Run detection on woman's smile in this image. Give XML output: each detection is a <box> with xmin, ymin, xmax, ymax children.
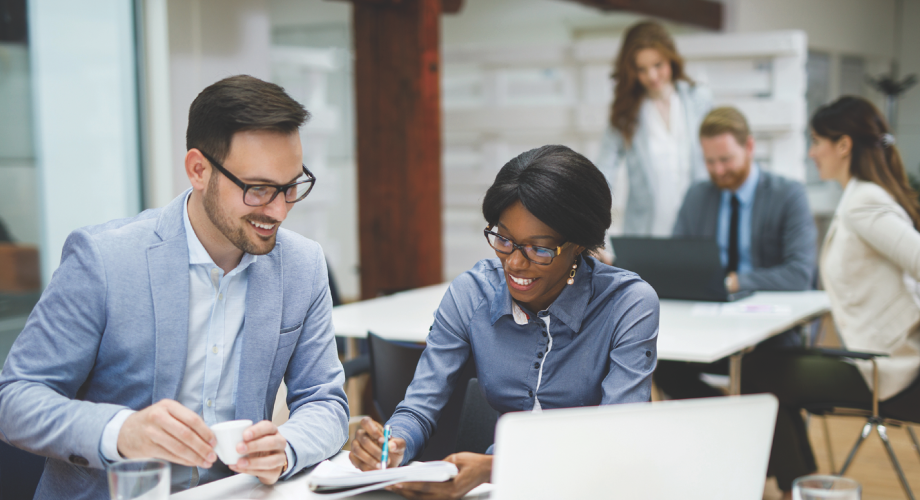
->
<box><xmin>507</xmin><ymin>273</ymin><xmax>538</xmax><ymax>290</ymax></box>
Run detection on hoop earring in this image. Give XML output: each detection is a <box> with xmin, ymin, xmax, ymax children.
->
<box><xmin>567</xmin><ymin>262</ymin><xmax>578</xmax><ymax>285</ymax></box>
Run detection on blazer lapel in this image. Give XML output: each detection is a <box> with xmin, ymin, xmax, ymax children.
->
<box><xmin>677</xmin><ymin>83</ymin><xmax>706</xmax><ymax>182</ymax></box>
<box><xmin>148</xmin><ymin>194</ymin><xmax>192</xmax><ymax>403</ymax></box>
<box><xmin>702</xmin><ymin>185</ymin><xmax>721</xmax><ymax>237</ymax></box>
<box><xmin>821</xmin><ymin>216</ymin><xmax>839</xmax><ymax>264</ymax></box>
<box><xmin>749</xmin><ymin>171</ymin><xmax>769</xmax><ymax>268</ymax></box>
<box><xmin>235</xmin><ymin>246</ymin><xmax>283</xmax><ymax>421</ymax></box>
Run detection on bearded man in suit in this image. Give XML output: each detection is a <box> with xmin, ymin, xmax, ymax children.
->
<box><xmin>654</xmin><ymin>106</ymin><xmax>817</xmax><ymax>399</ymax></box>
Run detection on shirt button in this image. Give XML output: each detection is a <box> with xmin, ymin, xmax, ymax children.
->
<box><xmin>212</xmin><ymin>345</ymin><xmax>218</xmax><ymax>354</ymax></box>
<box><xmin>541</xmin><ymin>331</ymin><xmax>547</xmax><ymax>337</ymax></box>
<box><xmin>537</xmin><ymin>352</ymin><xmax>544</xmax><ymax>358</ymax></box>
<box><xmin>533</xmin><ymin>362</ymin><xmax>540</xmax><ymax>369</ymax></box>
<box><xmin>206</xmin><ymin>399</ymin><xmax>212</xmax><ymax>407</ymax></box>
<box><xmin>528</xmin><ymin>390</ymin><xmax>533</xmax><ymax>397</ymax></box>
<box><xmin>646</xmin><ymin>350</ymin><xmax>651</xmax><ymax>358</ymax></box>
<box><xmin>218</xmin><ymin>293</ymin><xmax>224</xmax><ymax>301</ymax></box>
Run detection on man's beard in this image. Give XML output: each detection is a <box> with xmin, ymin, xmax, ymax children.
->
<box><xmin>203</xmin><ymin>176</ymin><xmax>278</xmax><ymax>256</ymax></box>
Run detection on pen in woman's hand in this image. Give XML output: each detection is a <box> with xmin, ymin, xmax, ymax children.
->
<box><xmin>380</xmin><ymin>425</ymin><xmax>391</xmax><ymax>469</ymax></box>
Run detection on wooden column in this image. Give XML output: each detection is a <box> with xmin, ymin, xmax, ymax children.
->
<box><xmin>561</xmin><ymin>0</ymin><xmax>723</xmax><ymax>30</ymax></box>
<box><xmin>352</xmin><ymin>0</ymin><xmax>444</xmax><ymax>299</ymax></box>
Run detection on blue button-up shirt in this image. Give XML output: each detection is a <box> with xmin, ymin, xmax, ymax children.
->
<box><xmin>717</xmin><ymin>164</ymin><xmax>760</xmax><ymax>274</ymax></box>
<box><xmin>387</xmin><ymin>256</ymin><xmax>659</xmax><ymax>463</ymax></box>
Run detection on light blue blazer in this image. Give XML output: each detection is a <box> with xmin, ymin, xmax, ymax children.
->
<box><xmin>595</xmin><ymin>81</ymin><xmax>712</xmax><ymax>235</ymax></box>
<box><xmin>0</xmin><ymin>191</ymin><xmax>349</xmax><ymax>499</ymax></box>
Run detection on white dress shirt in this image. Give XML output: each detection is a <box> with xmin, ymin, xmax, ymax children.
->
<box><xmin>101</xmin><ymin>193</ymin><xmax>295</xmax><ymax>488</ymax></box>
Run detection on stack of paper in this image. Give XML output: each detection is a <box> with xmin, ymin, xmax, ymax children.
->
<box><xmin>307</xmin><ymin>460</ymin><xmax>458</xmax><ymax>498</ymax></box>
<box><xmin>691</xmin><ymin>303</ymin><xmax>792</xmax><ymax>316</ymax></box>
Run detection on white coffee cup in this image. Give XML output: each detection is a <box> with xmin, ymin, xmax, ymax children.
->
<box><xmin>210</xmin><ymin>419</ymin><xmax>252</xmax><ymax>466</ymax></box>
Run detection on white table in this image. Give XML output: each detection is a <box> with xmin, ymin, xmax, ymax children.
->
<box><xmin>169</xmin><ymin>452</ymin><xmax>492</xmax><ymax>499</ymax></box>
<box><xmin>332</xmin><ymin>284</ymin><xmax>830</xmax><ymax>394</ymax></box>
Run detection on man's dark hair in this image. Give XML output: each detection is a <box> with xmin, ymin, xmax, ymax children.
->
<box><xmin>186</xmin><ymin>75</ymin><xmax>310</xmax><ymax>162</ymax></box>
<box><xmin>482</xmin><ymin>145</ymin><xmax>612</xmax><ymax>253</ymax></box>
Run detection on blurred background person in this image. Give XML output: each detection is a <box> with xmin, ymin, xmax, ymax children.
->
<box><xmin>595</xmin><ymin>20</ymin><xmax>712</xmax><ymax>242</ymax></box>
<box><xmin>654</xmin><ymin>106</ymin><xmax>816</xmax><ymax>400</ymax></box>
<box><xmin>743</xmin><ymin>96</ymin><xmax>920</xmax><ymax>498</ymax></box>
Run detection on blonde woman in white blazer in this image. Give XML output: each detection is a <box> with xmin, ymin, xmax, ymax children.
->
<box><xmin>741</xmin><ymin>96</ymin><xmax>920</xmax><ymax>497</ymax></box>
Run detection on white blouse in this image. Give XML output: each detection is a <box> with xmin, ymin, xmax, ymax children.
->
<box><xmin>640</xmin><ymin>92</ymin><xmax>692</xmax><ymax>237</ymax></box>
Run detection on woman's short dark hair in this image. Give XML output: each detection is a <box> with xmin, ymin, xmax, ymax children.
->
<box><xmin>482</xmin><ymin>145</ymin><xmax>612</xmax><ymax>253</ymax></box>
<box><xmin>186</xmin><ymin>75</ymin><xmax>310</xmax><ymax>163</ymax></box>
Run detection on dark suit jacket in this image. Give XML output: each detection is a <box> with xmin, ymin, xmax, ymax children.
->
<box><xmin>673</xmin><ymin>170</ymin><xmax>817</xmax><ymax>292</ymax></box>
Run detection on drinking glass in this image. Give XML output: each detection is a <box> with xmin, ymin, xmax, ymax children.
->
<box><xmin>107</xmin><ymin>459</ymin><xmax>170</xmax><ymax>500</ymax></box>
<box><xmin>793</xmin><ymin>475</ymin><xmax>861</xmax><ymax>500</ymax></box>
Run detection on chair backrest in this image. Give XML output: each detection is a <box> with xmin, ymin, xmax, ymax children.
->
<box><xmin>367</xmin><ymin>332</ymin><xmax>476</xmax><ymax>461</ymax></box>
<box><xmin>0</xmin><ymin>441</ymin><xmax>44</xmax><ymax>500</ymax></box>
<box><xmin>367</xmin><ymin>332</ymin><xmax>426</xmax><ymax>421</ymax></box>
<box><xmin>455</xmin><ymin>378</ymin><xmax>500</xmax><ymax>454</ymax></box>
<box><xmin>327</xmin><ymin>261</ymin><xmax>342</xmax><ymax>307</ymax></box>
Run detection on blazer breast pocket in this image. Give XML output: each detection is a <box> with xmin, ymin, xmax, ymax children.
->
<box><xmin>278</xmin><ymin>322</ymin><xmax>303</xmax><ymax>348</ymax></box>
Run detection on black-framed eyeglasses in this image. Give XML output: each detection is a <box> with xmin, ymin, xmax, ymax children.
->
<box><xmin>483</xmin><ymin>226</ymin><xmax>566</xmax><ymax>266</ymax></box>
<box><xmin>200</xmin><ymin>150</ymin><xmax>316</xmax><ymax>207</ymax></box>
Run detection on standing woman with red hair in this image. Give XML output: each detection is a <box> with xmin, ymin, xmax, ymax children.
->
<box><xmin>596</xmin><ymin>21</ymin><xmax>711</xmax><ymax>239</ymax></box>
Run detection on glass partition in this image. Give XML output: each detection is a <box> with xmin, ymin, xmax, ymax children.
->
<box><xmin>0</xmin><ymin>0</ymin><xmax>41</xmax><ymax>362</ymax></box>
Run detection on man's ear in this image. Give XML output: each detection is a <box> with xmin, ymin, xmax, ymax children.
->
<box><xmin>744</xmin><ymin>135</ymin><xmax>755</xmax><ymax>156</ymax></box>
<box><xmin>186</xmin><ymin>149</ymin><xmax>211</xmax><ymax>191</ymax></box>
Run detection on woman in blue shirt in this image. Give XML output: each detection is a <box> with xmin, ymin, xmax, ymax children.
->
<box><xmin>350</xmin><ymin>145</ymin><xmax>659</xmax><ymax>499</ymax></box>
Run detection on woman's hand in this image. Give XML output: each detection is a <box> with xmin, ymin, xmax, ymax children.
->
<box><xmin>348</xmin><ymin>416</ymin><xmax>406</xmax><ymax>471</ymax></box>
<box><xmin>389</xmin><ymin>452</ymin><xmax>492</xmax><ymax>500</ymax></box>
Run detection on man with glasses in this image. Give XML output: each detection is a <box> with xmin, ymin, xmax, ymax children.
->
<box><xmin>0</xmin><ymin>75</ymin><xmax>348</xmax><ymax>499</ymax></box>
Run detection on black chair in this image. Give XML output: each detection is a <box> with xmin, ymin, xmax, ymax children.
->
<box><xmin>802</xmin><ymin>348</ymin><xmax>920</xmax><ymax>500</ymax></box>
<box><xmin>0</xmin><ymin>441</ymin><xmax>44</xmax><ymax>500</ymax></box>
<box><xmin>455</xmin><ymin>378</ymin><xmax>500</xmax><ymax>454</ymax></box>
<box><xmin>342</xmin><ymin>353</ymin><xmax>370</xmax><ymax>379</ymax></box>
<box><xmin>367</xmin><ymin>332</ymin><xmax>476</xmax><ymax>461</ymax></box>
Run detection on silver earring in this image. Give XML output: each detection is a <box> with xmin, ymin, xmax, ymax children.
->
<box><xmin>567</xmin><ymin>262</ymin><xmax>577</xmax><ymax>285</ymax></box>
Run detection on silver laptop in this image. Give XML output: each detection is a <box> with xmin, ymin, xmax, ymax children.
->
<box><xmin>491</xmin><ymin>394</ymin><xmax>778</xmax><ymax>500</ymax></box>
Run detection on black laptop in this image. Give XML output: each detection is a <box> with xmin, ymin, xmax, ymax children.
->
<box><xmin>609</xmin><ymin>237</ymin><xmax>753</xmax><ymax>302</ymax></box>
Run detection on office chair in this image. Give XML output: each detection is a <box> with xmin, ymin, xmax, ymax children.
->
<box><xmin>0</xmin><ymin>440</ymin><xmax>44</xmax><ymax>500</ymax></box>
<box><xmin>801</xmin><ymin>348</ymin><xmax>920</xmax><ymax>500</ymax></box>
<box><xmin>366</xmin><ymin>332</ymin><xmax>476</xmax><ymax>461</ymax></box>
<box><xmin>455</xmin><ymin>378</ymin><xmax>500</xmax><ymax>454</ymax></box>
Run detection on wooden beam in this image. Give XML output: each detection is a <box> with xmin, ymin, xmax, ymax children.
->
<box><xmin>351</xmin><ymin>0</ymin><xmax>444</xmax><ymax>299</ymax></box>
<box><xmin>338</xmin><ymin>0</ymin><xmax>462</xmax><ymax>14</ymax></box>
<box><xmin>441</xmin><ymin>0</ymin><xmax>463</xmax><ymax>14</ymax></box>
<box><xmin>561</xmin><ymin>0</ymin><xmax>722</xmax><ymax>31</ymax></box>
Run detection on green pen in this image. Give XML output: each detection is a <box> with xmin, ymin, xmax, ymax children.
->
<box><xmin>381</xmin><ymin>425</ymin><xmax>391</xmax><ymax>470</ymax></box>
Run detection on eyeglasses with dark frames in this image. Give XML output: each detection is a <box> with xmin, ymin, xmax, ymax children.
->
<box><xmin>483</xmin><ymin>226</ymin><xmax>567</xmax><ymax>266</ymax></box>
<box><xmin>200</xmin><ymin>150</ymin><xmax>316</xmax><ymax>207</ymax></box>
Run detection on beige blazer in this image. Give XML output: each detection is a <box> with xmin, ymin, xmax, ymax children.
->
<box><xmin>821</xmin><ymin>179</ymin><xmax>920</xmax><ymax>400</ymax></box>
